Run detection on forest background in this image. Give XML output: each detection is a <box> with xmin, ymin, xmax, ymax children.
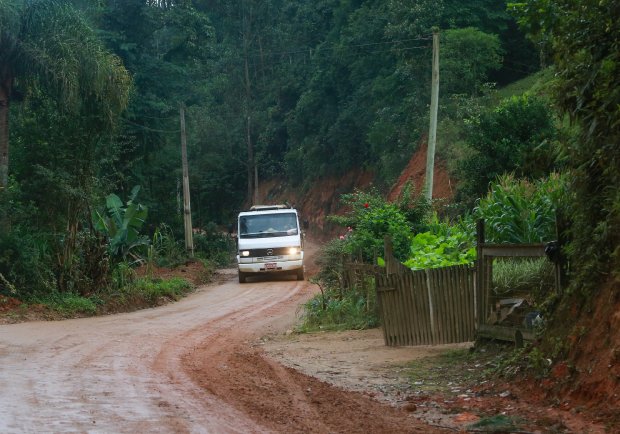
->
<box><xmin>0</xmin><ymin>1</ymin><xmax>619</xmax><ymax>411</ymax></box>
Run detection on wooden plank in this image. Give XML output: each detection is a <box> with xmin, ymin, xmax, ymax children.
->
<box><xmin>376</xmin><ymin>275</ymin><xmax>389</xmax><ymax>345</ymax></box>
<box><xmin>465</xmin><ymin>267</ymin><xmax>474</xmax><ymax>340</ymax></box>
<box><xmin>403</xmin><ymin>271</ymin><xmax>418</xmax><ymax>345</ymax></box>
<box><xmin>408</xmin><ymin>272</ymin><xmax>428</xmax><ymax>345</ymax></box>
<box><xmin>437</xmin><ymin>268</ymin><xmax>449</xmax><ymax>344</ymax></box>
<box><xmin>477</xmin><ymin>324</ymin><xmax>535</xmax><ymax>343</ymax></box>
<box><xmin>416</xmin><ymin>270</ymin><xmax>432</xmax><ymax>345</ymax></box>
<box><xmin>450</xmin><ymin>267</ymin><xmax>460</xmax><ymax>343</ymax></box>
<box><xmin>481</xmin><ymin>243</ymin><xmax>546</xmax><ymax>257</ymax></box>
<box><xmin>393</xmin><ymin>276</ymin><xmax>405</xmax><ymax>345</ymax></box>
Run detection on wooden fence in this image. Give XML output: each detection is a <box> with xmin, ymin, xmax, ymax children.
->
<box><xmin>342</xmin><ymin>219</ymin><xmax>561</xmax><ymax>347</ymax></box>
<box><xmin>375</xmin><ymin>238</ymin><xmax>476</xmax><ymax>346</ymax></box>
<box><xmin>475</xmin><ymin>219</ymin><xmax>555</xmax><ymax>344</ymax></box>
<box><xmin>376</xmin><ymin>264</ymin><xmax>476</xmax><ymax>346</ymax></box>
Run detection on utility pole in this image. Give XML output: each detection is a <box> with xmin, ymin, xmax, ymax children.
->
<box><xmin>246</xmin><ymin>115</ymin><xmax>254</xmax><ymax>205</ymax></box>
<box><xmin>180</xmin><ymin>104</ymin><xmax>194</xmax><ymax>257</ymax></box>
<box><xmin>425</xmin><ymin>28</ymin><xmax>440</xmax><ymax>201</ymax></box>
<box><xmin>254</xmin><ymin>163</ymin><xmax>259</xmax><ymax>205</ymax></box>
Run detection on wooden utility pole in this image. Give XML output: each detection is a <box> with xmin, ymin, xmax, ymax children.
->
<box><xmin>254</xmin><ymin>163</ymin><xmax>259</xmax><ymax>205</ymax></box>
<box><xmin>246</xmin><ymin>115</ymin><xmax>254</xmax><ymax>204</ymax></box>
<box><xmin>180</xmin><ymin>104</ymin><xmax>194</xmax><ymax>257</ymax></box>
<box><xmin>425</xmin><ymin>29</ymin><xmax>440</xmax><ymax>201</ymax></box>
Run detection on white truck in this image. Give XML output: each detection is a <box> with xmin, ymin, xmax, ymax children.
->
<box><xmin>236</xmin><ymin>205</ymin><xmax>305</xmax><ymax>283</ymax></box>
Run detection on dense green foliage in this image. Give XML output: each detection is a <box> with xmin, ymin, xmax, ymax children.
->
<box><xmin>403</xmin><ymin>222</ymin><xmax>476</xmax><ymax>270</ymax></box>
<box><xmin>511</xmin><ymin>0</ymin><xmax>620</xmax><ymax>290</ymax></box>
<box><xmin>473</xmin><ymin>174</ymin><xmax>565</xmax><ymax>243</ymax></box>
<box><xmin>1</xmin><ymin>0</ymin><xmax>545</xmax><ymax>315</ymax></box>
<box><xmin>456</xmin><ymin>94</ymin><xmax>557</xmax><ymax>201</ymax></box>
<box><xmin>328</xmin><ymin>188</ymin><xmax>429</xmax><ymax>261</ymax></box>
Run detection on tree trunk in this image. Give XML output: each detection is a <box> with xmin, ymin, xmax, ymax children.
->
<box><xmin>0</xmin><ymin>75</ymin><xmax>12</xmax><ymax>190</ymax></box>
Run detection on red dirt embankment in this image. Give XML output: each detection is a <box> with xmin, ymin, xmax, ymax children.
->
<box><xmin>256</xmin><ymin>141</ymin><xmax>454</xmax><ymax>239</ymax></box>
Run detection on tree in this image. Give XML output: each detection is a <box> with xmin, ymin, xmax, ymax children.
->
<box><xmin>456</xmin><ymin>94</ymin><xmax>557</xmax><ymax>202</ymax></box>
<box><xmin>510</xmin><ymin>0</ymin><xmax>620</xmax><ymax>287</ymax></box>
<box><xmin>0</xmin><ymin>0</ymin><xmax>130</xmax><ymax>189</ymax></box>
<box><xmin>441</xmin><ymin>27</ymin><xmax>503</xmax><ymax>96</ymax></box>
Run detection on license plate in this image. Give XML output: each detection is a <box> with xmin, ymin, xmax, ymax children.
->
<box><xmin>265</xmin><ymin>262</ymin><xmax>277</xmax><ymax>270</ymax></box>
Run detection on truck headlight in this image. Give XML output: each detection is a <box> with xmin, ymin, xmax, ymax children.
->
<box><xmin>288</xmin><ymin>247</ymin><xmax>300</xmax><ymax>255</ymax></box>
<box><xmin>241</xmin><ymin>250</ymin><xmax>250</xmax><ymax>257</ymax></box>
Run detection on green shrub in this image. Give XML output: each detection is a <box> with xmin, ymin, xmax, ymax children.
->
<box><xmin>456</xmin><ymin>94</ymin><xmax>558</xmax><ymax>203</ymax></box>
<box><xmin>29</xmin><ymin>291</ymin><xmax>100</xmax><ymax>316</ymax></box>
<box><xmin>193</xmin><ymin>222</ymin><xmax>234</xmax><ymax>267</ymax></box>
<box><xmin>299</xmin><ymin>283</ymin><xmax>378</xmax><ymax>332</ymax></box>
<box><xmin>129</xmin><ymin>277</ymin><xmax>193</xmax><ymax>302</ymax></box>
<box><xmin>473</xmin><ymin>173</ymin><xmax>565</xmax><ymax>243</ymax></box>
<box><xmin>403</xmin><ymin>223</ymin><xmax>476</xmax><ymax>270</ymax></box>
<box><xmin>329</xmin><ymin>187</ymin><xmax>429</xmax><ymax>262</ymax></box>
<box><xmin>150</xmin><ymin>224</ymin><xmax>188</xmax><ymax>268</ymax></box>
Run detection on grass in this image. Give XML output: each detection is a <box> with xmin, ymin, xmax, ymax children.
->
<box><xmin>8</xmin><ymin>276</ymin><xmax>195</xmax><ymax>320</ymax></box>
<box><xmin>468</xmin><ymin>414</ymin><xmax>525</xmax><ymax>432</ymax></box>
<box><xmin>297</xmin><ymin>284</ymin><xmax>378</xmax><ymax>332</ymax></box>
<box><xmin>492</xmin><ymin>257</ymin><xmax>555</xmax><ymax>298</ymax></box>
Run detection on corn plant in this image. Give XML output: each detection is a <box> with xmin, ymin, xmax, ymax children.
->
<box><xmin>473</xmin><ymin>173</ymin><xmax>565</xmax><ymax>244</ymax></box>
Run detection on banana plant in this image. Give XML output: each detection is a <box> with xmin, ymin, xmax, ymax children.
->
<box><xmin>94</xmin><ymin>186</ymin><xmax>149</xmax><ymax>259</ymax></box>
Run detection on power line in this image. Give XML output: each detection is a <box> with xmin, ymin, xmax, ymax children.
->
<box><xmin>248</xmin><ymin>34</ymin><xmax>433</xmax><ymax>59</ymax></box>
<box><xmin>122</xmin><ymin>118</ymin><xmax>180</xmax><ymax>134</ymax></box>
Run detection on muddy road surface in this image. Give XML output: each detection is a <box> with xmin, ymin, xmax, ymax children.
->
<box><xmin>0</xmin><ymin>271</ymin><xmax>442</xmax><ymax>433</ymax></box>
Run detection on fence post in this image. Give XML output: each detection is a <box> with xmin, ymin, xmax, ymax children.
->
<box><xmin>425</xmin><ymin>269</ymin><xmax>436</xmax><ymax>343</ymax></box>
<box><xmin>476</xmin><ymin>219</ymin><xmax>485</xmax><ymax>329</ymax></box>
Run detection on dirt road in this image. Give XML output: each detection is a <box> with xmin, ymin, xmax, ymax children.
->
<box><xmin>0</xmin><ymin>270</ymin><xmax>444</xmax><ymax>433</ymax></box>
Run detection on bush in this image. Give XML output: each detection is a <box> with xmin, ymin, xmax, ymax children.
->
<box><xmin>492</xmin><ymin>257</ymin><xmax>555</xmax><ymax>299</ymax></box>
<box><xmin>473</xmin><ymin>173</ymin><xmax>565</xmax><ymax>243</ymax></box>
<box><xmin>193</xmin><ymin>222</ymin><xmax>234</xmax><ymax>266</ymax></box>
<box><xmin>329</xmin><ymin>187</ymin><xmax>429</xmax><ymax>262</ymax></box>
<box><xmin>402</xmin><ymin>220</ymin><xmax>476</xmax><ymax>270</ymax></box>
<box><xmin>456</xmin><ymin>94</ymin><xmax>557</xmax><ymax>203</ymax></box>
<box><xmin>129</xmin><ymin>277</ymin><xmax>193</xmax><ymax>302</ymax></box>
<box><xmin>299</xmin><ymin>283</ymin><xmax>378</xmax><ymax>332</ymax></box>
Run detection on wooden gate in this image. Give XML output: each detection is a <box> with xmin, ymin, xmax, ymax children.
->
<box><xmin>376</xmin><ymin>239</ymin><xmax>476</xmax><ymax>346</ymax></box>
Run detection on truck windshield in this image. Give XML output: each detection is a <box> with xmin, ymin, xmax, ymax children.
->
<box><xmin>239</xmin><ymin>213</ymin><xmax>298</xmax><ymax>238</ymax></box>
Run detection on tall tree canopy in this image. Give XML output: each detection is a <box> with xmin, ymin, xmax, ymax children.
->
<box><xmin>0</xmin><ymin>0</ymin><xmax>131</xmax><ymax>189</ymax></box>
<box><xmin>511</xmin><ymin>0</ymin><xmax>620</xmax><ymax>286</ymax></box>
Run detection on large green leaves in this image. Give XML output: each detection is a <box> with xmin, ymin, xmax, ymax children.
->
<box><xmin>94</xmin><ymin>186</ymin><xmax>148</xmax><ymax>259</ymax></box>
<box><xmin>473</xmin><ymin>173</ymin><xmax>565</xmax><ymax>244</ymax></box>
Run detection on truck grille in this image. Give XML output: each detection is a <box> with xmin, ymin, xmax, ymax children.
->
<box><xmin>243</xmin><ymin>247</ymin><xmax>292</xmax><ymax>257</ymax></box>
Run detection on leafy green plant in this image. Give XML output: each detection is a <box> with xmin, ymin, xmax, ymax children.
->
<box><xmin>329</xmin><ymin>188</ymin><xmax>426</xmax><ymax>261</ymax></box>
<box><xmin>129</xmin><ymin>277</ymin><xmax>193</xmax><ymax>302</ymax></box>
<box><xmin>298</xmin><ymin>283</ymin><xmax>378</xmax><ymax>332</ymax></box>
<box><xmin>456</xmin><ymin>94</ymin><xmax>558</xmax><ymax>202</ymax></box>
<box><xmin>29</xmin><ymin>291</ymin><xmax>100</xmax><ymax>316</ymax></box>
<box><xmin>94</xmin><ymin>185</ymin><xmax>149</xmax><ymax>259</ymax></box>
<box><xmin>473</xmin><ymin>173</ymin><xmax>565</xmax><ymax>243</ymax></box>
<box><xmin>402</xmin><ymin>222</ymin><xmax>476</xmax><ymax>270</ymax></box>
<box><xmin>149</xmin><ymin>223</ymin><xmax>187</xmax><ymax>268</ymax></box>
<box><xmin>193</xmin><ymin>222</ymin><xmax>234</xmax><ymax>266</ymax></box>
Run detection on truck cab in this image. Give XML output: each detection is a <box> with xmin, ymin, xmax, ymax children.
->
<box><xmin>236</xmin><ymin>205</ymin><xmax>305</xmax><ymax>283</ymax></box>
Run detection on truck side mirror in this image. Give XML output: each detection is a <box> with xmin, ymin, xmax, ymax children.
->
<box><xmin>227</xmin><ymin>224</ymin><xmax>234</xmax><ymax>235</ymax></box>
<box><xmin>303</xmin><ymin>219</ymin><xmax>309</xmax><ymax>230</ymax></box>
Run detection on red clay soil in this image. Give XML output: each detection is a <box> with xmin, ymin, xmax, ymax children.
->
<box><xmin>185</xmin><ymin>342</ymin><xmax>444</xmax><ymax>433</ymax></box>
<box><xmin>257</xmin><ymin>169</ymin><xmax>375</xmax><ymax>240</ymax></box>
<box><xmin>545</xmin><ymin>279</ymin><xmax>620</xmax><ymax>426</ymax></box>
<box><xmin>387</xmin><ymin>140</ymin><xmax>455</xmax><ymax>203</ymax></box>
